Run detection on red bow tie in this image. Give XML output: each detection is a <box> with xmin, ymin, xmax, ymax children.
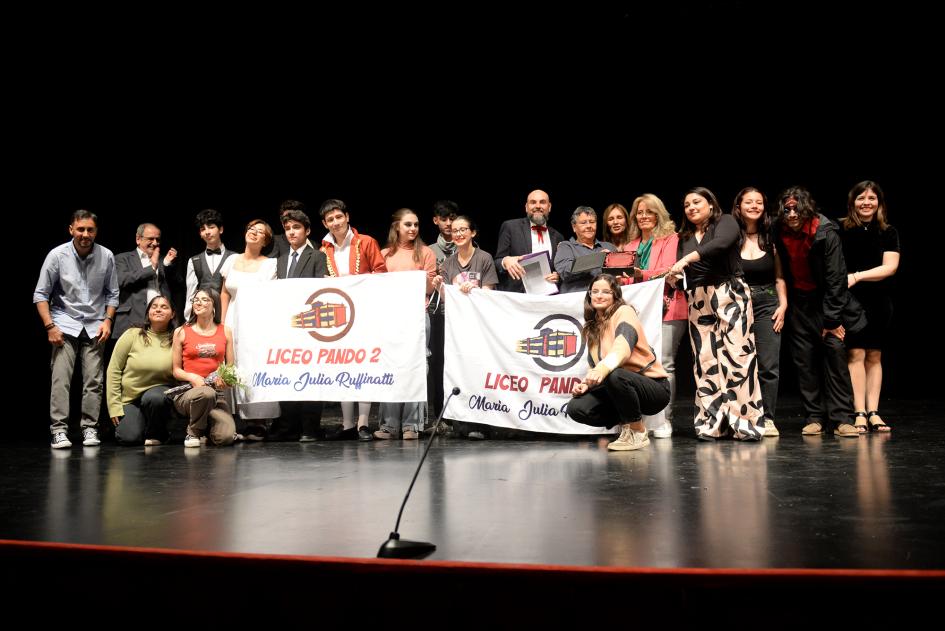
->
<box><xmin>531</xmin><ymin>225</ymin><xmax>546</xmax><ymax>244</ymax></box>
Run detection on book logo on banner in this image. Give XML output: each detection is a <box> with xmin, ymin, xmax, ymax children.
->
<box><xmin>291</xmin><ymin>288</ymin><xmax>355</xmax><ymax>342</ymax></box>
<box><xmin>515</xmin><ymin>314</ymin><xmax>585</xmax><ymax>372</ymax></box>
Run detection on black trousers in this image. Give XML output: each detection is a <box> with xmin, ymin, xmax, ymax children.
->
<box><xmin>787</xmin><ymin>291</ymin><xmax>854</xmax><ymax>428</ymax></box>
<box><xmin>428</xmin><ymin>309</ymin><xmax>446</xmax><ymax>418</ymax></box>
<box><xmin>567</xmin><ymin>369</ymin><xmax>670</xmax><ymax>429</ymax></box>
<box><xmin>750</xmin><ymin>287</ymin><xmax>782</xmax><ymax>422</ymax></box>
<box><xmin>271</xmin><ymin>401</ymin><xmax>324</xmax><ymax>440</ymax></box>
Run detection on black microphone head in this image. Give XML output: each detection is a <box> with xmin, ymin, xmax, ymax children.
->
<box><xmin>451</xmin><ymin>387</ymin><xmax>460</xmax><ymax>395</ymax></box>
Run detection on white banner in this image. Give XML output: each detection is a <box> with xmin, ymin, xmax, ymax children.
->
<box><xmin>233</xmin><ymin>272</ymin><xmax>427</xmax><ymax>402</ymax></box>
<box><xmin>443</xmin><ymin>280</ymin><xmax>666</xmax><ymax>434</ymax></box>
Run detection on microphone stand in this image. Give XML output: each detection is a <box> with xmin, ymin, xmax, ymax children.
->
<box><xmin>377</xmin><ymin>387</ymin><xmax>460</xmax><ymax>559</ymax></box>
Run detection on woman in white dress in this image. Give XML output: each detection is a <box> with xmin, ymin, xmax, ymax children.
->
<box><xmin>220</xmin><ymin>219</ymin><xmax>279</xmax><ymax>439</ymax></box>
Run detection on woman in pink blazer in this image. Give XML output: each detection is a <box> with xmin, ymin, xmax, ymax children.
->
<box><xmin>605</xmin><ymin>194</ymin><xmax>687</xmax><ymax>437</ymax></box>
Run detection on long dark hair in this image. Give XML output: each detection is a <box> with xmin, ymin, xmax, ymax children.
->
<box><xmin>679</xmin><ymin>187</ymin><xmax>723</xmax><ymax>241</ymax></box>
<box><xmin>136</xmin><ymin>294</ymin><xmax>175</xmax><ymax>347</ymax></box>
<box><xmin>581</xmin><ymin>274</ymin><xmax>626</xmax><ymax>352</ymax></box>
<box><xmin>731</xmin><ymin>186</ymin><xmax>773</xmax><ymax>252</ymax></box>
<box><xmin>843</xmin><ymin>180</ymin><xmax>888</xmax><ymax>230</ymax></box>
<box><xmin>187</xmin><ymin>288</ymin><xmax>221</xmax><ymax>325</ymax></box>
<box><xmin>778</xmin><ymin>186</ymin><xmax>817</xmax><ymax>224</ymax></box>
<box><xmin>601</xmin><ymin>203</ymin><xmax>631</xmax><ymax>248</ymax></box>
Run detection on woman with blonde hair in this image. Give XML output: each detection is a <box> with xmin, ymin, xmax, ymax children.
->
<box><xmin>612</xmin><ymin>194</ymin><xmax>687</xmax><ymax>438</ymax></box>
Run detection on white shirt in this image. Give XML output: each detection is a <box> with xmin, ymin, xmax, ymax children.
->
<box><xmin>136</xmin><ymin>247</ymin><xmax>160</xmax><ymax>305</ymax></box>
<box><xmin>184</xmin><ymin>244</ymin><xmax>227</xmax><ymax>320</ymax></box>
<box><xmin>287</xmin><ymin>244</ymin><xmax>310</xmax><ymax>275</ymax></box>
<box><xmin>323</xmin><ymin>229</ymin><xmax>353</xmax><ymax>276</ymax></box>
<box><xmin>529</xmin><ymin>223</ymin><xmax>553</xmax><ymax>256</ymax></box>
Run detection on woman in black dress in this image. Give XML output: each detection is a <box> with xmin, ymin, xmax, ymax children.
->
<box><xmin>840</xmin><ymin>181</ymin><xmax>900</xmax><ymax>432</ymax></box>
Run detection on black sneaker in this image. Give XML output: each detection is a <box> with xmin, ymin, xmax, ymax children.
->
<box><xmin>326</xmin><ymin>427</ymin><xmax>358</xmax><ymax>441</ymax></box>
<box><xmin>358</xmin><ymin>426</ymin><xmax>373</xmax><ymax>441</ymax></box>
<box><xmin>51</xmin><ymin>432</ymin><xmax>72</xmax><ymax>449</ymax></box>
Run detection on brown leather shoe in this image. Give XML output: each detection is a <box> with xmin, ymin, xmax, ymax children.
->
<box><xmin>833</xmin><ymin>423</ymin><xmax>861</xmax><ymax>438</ymax></box>
<box><xmin>801</xmin><ymin>422</ymin><xmax>823</xmax><ymax>435</ymax></box>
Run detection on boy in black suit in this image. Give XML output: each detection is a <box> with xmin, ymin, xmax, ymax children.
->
<box><xmin>272</xmin><ymin>209</ymin><xmax>328</xmax><ymax>441</ymax></box>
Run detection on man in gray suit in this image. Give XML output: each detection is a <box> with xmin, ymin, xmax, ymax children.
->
<box><xmin>273</xmin><ymin>209</ymin><xmax>328</xmax><ymax>441</ymax></box>
<box><xmin>494</xmin><ymin>189</ymin><xmax>564</xmax><ymax>292</ymax></box>
<box><xmin>113</xmin><ymin>223</ymin><xmax>177</xmax><ymax>339</ymax></box>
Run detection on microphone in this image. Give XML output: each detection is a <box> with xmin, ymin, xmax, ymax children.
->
<box><xmin>377</xmin><ymin>386</ymin><xmax>460</xmax><ymax>559</ymax></box>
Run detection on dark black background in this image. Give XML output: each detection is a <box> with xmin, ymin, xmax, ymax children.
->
<box><xmin>16</xmin><ymin>3</ymin><xmax>936</xmax><ymax>438</ymax></box>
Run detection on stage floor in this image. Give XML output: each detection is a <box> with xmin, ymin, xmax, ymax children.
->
<box><xmin>2</xmin><ymin>399</ymin><xmax>943</xmax><ymax>570</ymax></box>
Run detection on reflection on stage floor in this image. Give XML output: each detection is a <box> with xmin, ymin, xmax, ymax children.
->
<box><xmin>2</xmin><ymin>400</ymin><xmax>943</xmax><ymax>570</ymax></box>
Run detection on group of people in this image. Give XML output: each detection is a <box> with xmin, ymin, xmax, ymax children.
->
<box><xmin>34</xmin><ymin>182</ymin><xmax>899</xmax><ymax>452</ymax></box>
<box><xmin>568</xmin><ymin>183</ymin><xmax>899</xmax><ymax>450</ymax></box>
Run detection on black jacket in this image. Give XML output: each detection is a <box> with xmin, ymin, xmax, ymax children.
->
<box><xmin>777</xmin><ymin>214</ymin><xmax>866</xmax><ymax>332</ymax></box>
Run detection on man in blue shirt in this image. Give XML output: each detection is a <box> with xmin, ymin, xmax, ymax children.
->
<box><xmin>34</xmin><ymin>210</ymin><xmax>119</xmax><ymax>448</ymax></box>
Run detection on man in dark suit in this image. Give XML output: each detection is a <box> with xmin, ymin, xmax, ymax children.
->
<box><xmin>266</xmin><ymin>199</ymin><xmax>314</xmax><ymax>259</ymax></box>
<box><xmin>272</xmin><ymin>209</ymin><xmax>328</xmax><ymax>441</ymax></box>
<box><xmin>113</xmin><ymin>223</ymin><xmax>177</xmax><ymax>339</ymax></box>
<box><xmin>494</xmin><ymin>189</ymin><xmax>564</xmax><ymax>292</ymax></box>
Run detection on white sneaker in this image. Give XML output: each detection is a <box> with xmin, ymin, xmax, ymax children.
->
<box><xmin>765</xmin><ymin>420</ymin><xmax>780</xmax><ymax>437</ymax></box>
<box><xmin>651</xmin><ymin>420</ymin><xmax>673</xmax><ymax>438</ymax></box>
<box><xmin>184</xmin><ymin>434</ymin><xmax>201</xmax><ymax>448</ymax></box>
<box><xmin>143</xmin><ymin>438</ymin><xmax>162</xmax><ymax>446</ymax></box>
<box><xmin>51</xmin><ymin>432</ymin><xmax>72</xmax><ymax>449</ymax></box>
<box><xmin>608</xmin><ymin>425</ymin><xmax>650</xmax><ymax>451</ymax></box>
<box><xmin>82</xmin><ymin>428</ymin><xmax>101</xmax><ymax>446</ymax></box>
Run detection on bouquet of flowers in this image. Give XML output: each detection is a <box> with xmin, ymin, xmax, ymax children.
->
<box><xmin>205</xmin><ymin>362</ymin><xmax>247</xmax><ymax>391</ymax></box>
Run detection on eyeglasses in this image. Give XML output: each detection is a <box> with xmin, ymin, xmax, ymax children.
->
<box><xmin>590</xmin><ymin>289</ymin><xmax>614</xmax><ymax>296</ymax></box>
<box><xmin>246</xmin><ymin>228</ymin><xmax>267</xmax><ymax>235</ymax></box>
<box><xmin>453</xmin><ymin>227</ymin><xmax>471</xmax><ymax>235</ymax></box>
<box><xmin>191</xmin><ymin>297</ymin><xmax>212</xmax><ymax>304</ymax></box>
<box><xmin>782</xmin><ymin>206</ymin><xmax>800</xmax><ymax>216</ymax></box>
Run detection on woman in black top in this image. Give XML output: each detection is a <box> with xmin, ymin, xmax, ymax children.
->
<box><xmin>668</xmin><ymin>187</ymin><xmax>764</xmax><ymax>440</ymax></box>
<box><xmin>732</xmin><ymin>187</ymin><xmax>787</xmax><ymax>437</ymax></box>
<box><xmin>840</xmin><ymin>181</ymin><xmax>900</xmax><ymax>432</ymax></box>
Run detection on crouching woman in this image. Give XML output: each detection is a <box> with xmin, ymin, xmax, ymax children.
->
<box><xmin>567</xmin><ymin>274</ymin><xmax>670</xmax><ymax>451</ymax></box>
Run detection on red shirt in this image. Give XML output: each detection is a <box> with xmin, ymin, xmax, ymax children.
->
<box><xmin>780</xmin><ymin>217</ymin><xmax>820</xmax><ymax>292</ymax></box>
<box><xmin>181</xmin><ymin>324</ymin><xmax>227</xmax><ymax>378</ymax></box>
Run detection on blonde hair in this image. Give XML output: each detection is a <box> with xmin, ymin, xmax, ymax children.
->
<box><xmin>627</xmin><ymin>193</ymin><xmax>676</xmax><ymax>241</ymax></box>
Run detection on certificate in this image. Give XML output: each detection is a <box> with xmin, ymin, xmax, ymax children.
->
<box><xmin>520</xmin><ymin>250</ymin><xmax>558</xmax><ymax>295</ymax></box>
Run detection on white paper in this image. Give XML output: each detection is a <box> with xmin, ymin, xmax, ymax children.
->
<box><xmin>519</xmin><ymin>250</ymin><xmax>558</xmax><ymax>295</ymax></box>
